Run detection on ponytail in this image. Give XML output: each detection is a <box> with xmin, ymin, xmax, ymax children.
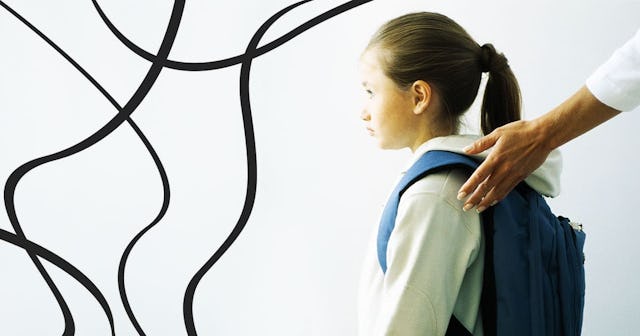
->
<box><xmin>479</xmin><ymin>43</ymin><xmax>521</xmax><ymax>135</ymax></box>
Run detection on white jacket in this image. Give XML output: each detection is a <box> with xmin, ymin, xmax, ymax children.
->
<box><xmin>357</xmin><ymin>135</ymin><xmax>562</xmax><ymax>336</ymax></box>
<box><xmin>586</xmin><ymin>28</ymin><xmax>640</xmax><ymax>112</ymax></box>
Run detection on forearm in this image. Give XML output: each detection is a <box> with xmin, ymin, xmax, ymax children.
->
<box><xmin>537</xmin><ymin>85</ymin><xmax>621</xmax><ymax>150</ymax></box>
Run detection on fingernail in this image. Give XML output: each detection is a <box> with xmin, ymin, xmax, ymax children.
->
<box><xmin>476</xmin><ymin>206</ymin><xmax>486</xmax><ymax>213</ymax></box>
<box><xmin>463</xmin><ymin>145</ymin><xmax>473</xmax><ymax>152</ymax></box>
<box><xmin>463</xmin><ymin>203</ymin><xmax>474</xmax><ymax>212</ymax></box>
<box><xmin>490</xmin><ymin>200</ymin><xmax>498</xmax><ymax>207</ymax></box>
<box><xmin>457</xmin><ymin>192</ymin><xmax>467</xmax><ymax>200</ymax></box>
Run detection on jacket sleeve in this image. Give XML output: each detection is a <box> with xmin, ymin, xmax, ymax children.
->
<box><xmin>586</xmin><ymin>28</ymin><xmax>640</xmax><ymax>111</ymax></box>
<box><xmin>372</xmin><ymin>184</ymin><xmax>482</xmax><ymax>335</ymax></box>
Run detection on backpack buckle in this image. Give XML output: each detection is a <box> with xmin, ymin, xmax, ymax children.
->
<box><xmin>569</xmin><ymin>221</ymin><xmax>583</xmax><ymax>232</ymax></box>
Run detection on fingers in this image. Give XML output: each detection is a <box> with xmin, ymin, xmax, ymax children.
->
<box><xmin>473</xmin><ymin>178</ymin><xmax>518</xmax><ymax>212</ymax></box>
<box><xmin>458</xmin><ymin>151</ymin><xmax>504</xmax><ymax>212</ymax></box>
<box><xmin>458</xmin><ymin>129</ymin><xmax>504</xmax><ymax>198</ymax></box>
<box><xmin>460</xmin><ymin>161</ymin><xmax>524</xmax><ymax>213</ymax></box>
<box><xmin>457</xmin><ymin>158</ymin><xmax>495</xmax><ymax>201</ymax></box>
<box><xmin>463</xmin><ymin>131</ymin><xmax>499</xmax><ymax>155</ymax></box>
<box><xmin>461</xmin><ymin>173</ymin><xmax>497</xmax><ymax>212</ymax></box>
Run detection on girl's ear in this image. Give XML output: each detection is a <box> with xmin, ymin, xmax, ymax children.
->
<box><xmin>411</xmin><ymin>80</ymin><xmax>432</xmax><ymax>115</ymax></box>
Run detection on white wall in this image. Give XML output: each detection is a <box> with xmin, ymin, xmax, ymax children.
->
<box><xmin>0</xmin><ymin>0</ymin><xmax>638</xmax><ymax>335</ymax></box>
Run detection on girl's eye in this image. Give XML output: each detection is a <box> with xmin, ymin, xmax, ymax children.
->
<box><xmin>366</xmin><ymin>89</ymin><xmax>374</xmax><ymax>98</ymax></box>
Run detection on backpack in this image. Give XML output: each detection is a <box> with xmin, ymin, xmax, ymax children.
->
<box><xmin>377</xmin><ymin>150</ymin><xmax>586</xmax><ymax>336</ymax></box>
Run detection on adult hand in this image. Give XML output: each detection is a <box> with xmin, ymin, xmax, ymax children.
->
<box><xmin>457</xmin><ymin>119</ymin><xmax>553</xmax><ymax>212</ymax></box>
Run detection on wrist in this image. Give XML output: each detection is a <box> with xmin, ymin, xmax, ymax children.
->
<box><xmin>531</xmin><ymin>114</ymin><xmax>559</xmax><ymax>152</ymax></box>
<box><xmin>535</xmin><ymin>86</ymin><xmax>601</xmax><ymax>151</ymax></box>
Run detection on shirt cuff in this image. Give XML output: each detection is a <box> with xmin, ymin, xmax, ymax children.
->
<box><xmin>585</xmin><ymin>29</ymin><xmax>640</xmax><ymax>112</ymax></box>
<box><xmin>586</xmin><ymin>70</ymin><xmax>639</xmax><ymax>112</ymax></box>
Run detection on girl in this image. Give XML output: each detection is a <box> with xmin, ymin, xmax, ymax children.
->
<box><xmin>357</xmin><ymin>12</ymin><xmax>562</xmax><ymax>335</ymax></box>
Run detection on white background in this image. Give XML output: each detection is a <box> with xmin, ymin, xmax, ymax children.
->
<box><xmin>0</xmin><ymin>0</ymin><xmax>639</xmax><ymax>335</ymax></box>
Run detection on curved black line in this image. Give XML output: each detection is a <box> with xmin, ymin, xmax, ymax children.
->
<box><xmin>2</xmin><ymin>0</ymin><xmax>375</xmax><ymax>334</ymax></box>
<box><xmin>0</xmin><ymin>228</ymin><xmax>120</xmax><ymax>325</ymax></box>
<box><xmin>0</xmin><ymin>2</ymin><xmax>174</xmax><ymax>335</ymax></box>
<box><xmin>117</xmin><ymin>119</ymin><xmax>171</xmax><ymax>336</ymax></box>
<box><xmin>92</xmin><ymin>0</ymin><xmax>374</xmax><ymax>71</ymax></box>
<box><xmin>181</xmin><ymin>1</ymin><xmax>308</xmax><ymax>334</ymax></box>
<box><xmin>0</xmin><ymin>0</ymin><xmax>185</xmax><ymax>334</ymax></box>
<box><xmin>0</xmin><ymin>1</ymin><xmax>120</xmax><ymax>109</ymax></box>
<box><xmin>179</xmin><ymin>0</ymin><xmax>375</xmax><ymax>334</ymax></box>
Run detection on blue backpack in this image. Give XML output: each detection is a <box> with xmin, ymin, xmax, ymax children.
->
<box><xmin>377</xmin><ymin>150</ymin><xmax>586</xmax><ymax>336</ymax></box>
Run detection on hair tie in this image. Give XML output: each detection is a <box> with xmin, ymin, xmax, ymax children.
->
<box><xmin>479</xmin><ymin>43</ymin><xmax>508</xmax><ymax>73</ymax></box>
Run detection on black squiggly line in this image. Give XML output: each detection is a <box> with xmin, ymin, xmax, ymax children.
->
<box><xmin>0</xmin><ymin>228</ymin><xmax>116</xmax><ymax>328</ymax></box>
<box><xmin>89</xmin><ymin>0</ymin><xmax>375</xmax><ymax>334</ymax></box>
<box><xmin>179</xmin><ymin>0</ymin><xmax>373</xmax><ymax>334</ymax></box>
<box><xmin>92</xmin><ymin>0</ymin><xmax>374</xmax><ymax>71</ymax></box>
<box><xmin>116</xmin><ymin>119</ymin><xmax>171</xmax><ymax>336</ymax></box>
<box><xmin>2</xmin><ymin>0</ymin><xmax>374</xmax><ymax>334</ymax></box>
<box><xmin>0</xmin><ymin>1</ymin><xmax>119</xmax><ymax>108</ymax></box>
<box><xmin>0</xmin><ymin>1</ymin><xmax>173</xmax><ymax>335</ymax></box>
<box><xmin>0</xmin><ymin>0</ymin><xmax>185</xmax><ymax>334</ymax></box>
<box><xmin>179</xmin><ymin>0</ymin><xmax>290</xmax><ymax>324</ymax></box>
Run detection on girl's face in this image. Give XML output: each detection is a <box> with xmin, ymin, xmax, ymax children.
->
<box><xmin>359</xmin><ymin>49</ymin><xmax>420</xmax><ymax>150</ymax></box>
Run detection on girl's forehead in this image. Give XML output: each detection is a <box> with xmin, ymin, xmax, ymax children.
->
<box><xmin>359</xmin><ymin>49</ymin><xmax>384</xmax><ymax>76</ymax></box>
<box><xmin>361</xmin><ymin>48</ymin><xmax>382</xmax><ymax>66</ymax></box>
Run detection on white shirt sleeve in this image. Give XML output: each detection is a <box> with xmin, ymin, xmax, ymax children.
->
<box><xmin>586</xmin><ymin>29</ymin><xmax>640</xmax><ymax>111</ymax></box>
<box><xmin>373</xmin><ymin>188</ymin><xmax>481</xmax><ymax>335</ymax></box>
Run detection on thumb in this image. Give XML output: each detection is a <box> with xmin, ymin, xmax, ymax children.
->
<box><xmin>464</xmin><ymin>132</ymin><xmax>499</xmax><ymax>154</ymax></box>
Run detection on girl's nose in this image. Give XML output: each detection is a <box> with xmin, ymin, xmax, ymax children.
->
<box><xmin>360</xmin><ymin>108</ymin><xmax>370</xmax><ymax>121</ymax></box>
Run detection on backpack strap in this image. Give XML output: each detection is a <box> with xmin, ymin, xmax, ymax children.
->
<box><xmin>377</xmin><ymin>150</ymin><xmax>479</xmax><ymax>272</ymax></box>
